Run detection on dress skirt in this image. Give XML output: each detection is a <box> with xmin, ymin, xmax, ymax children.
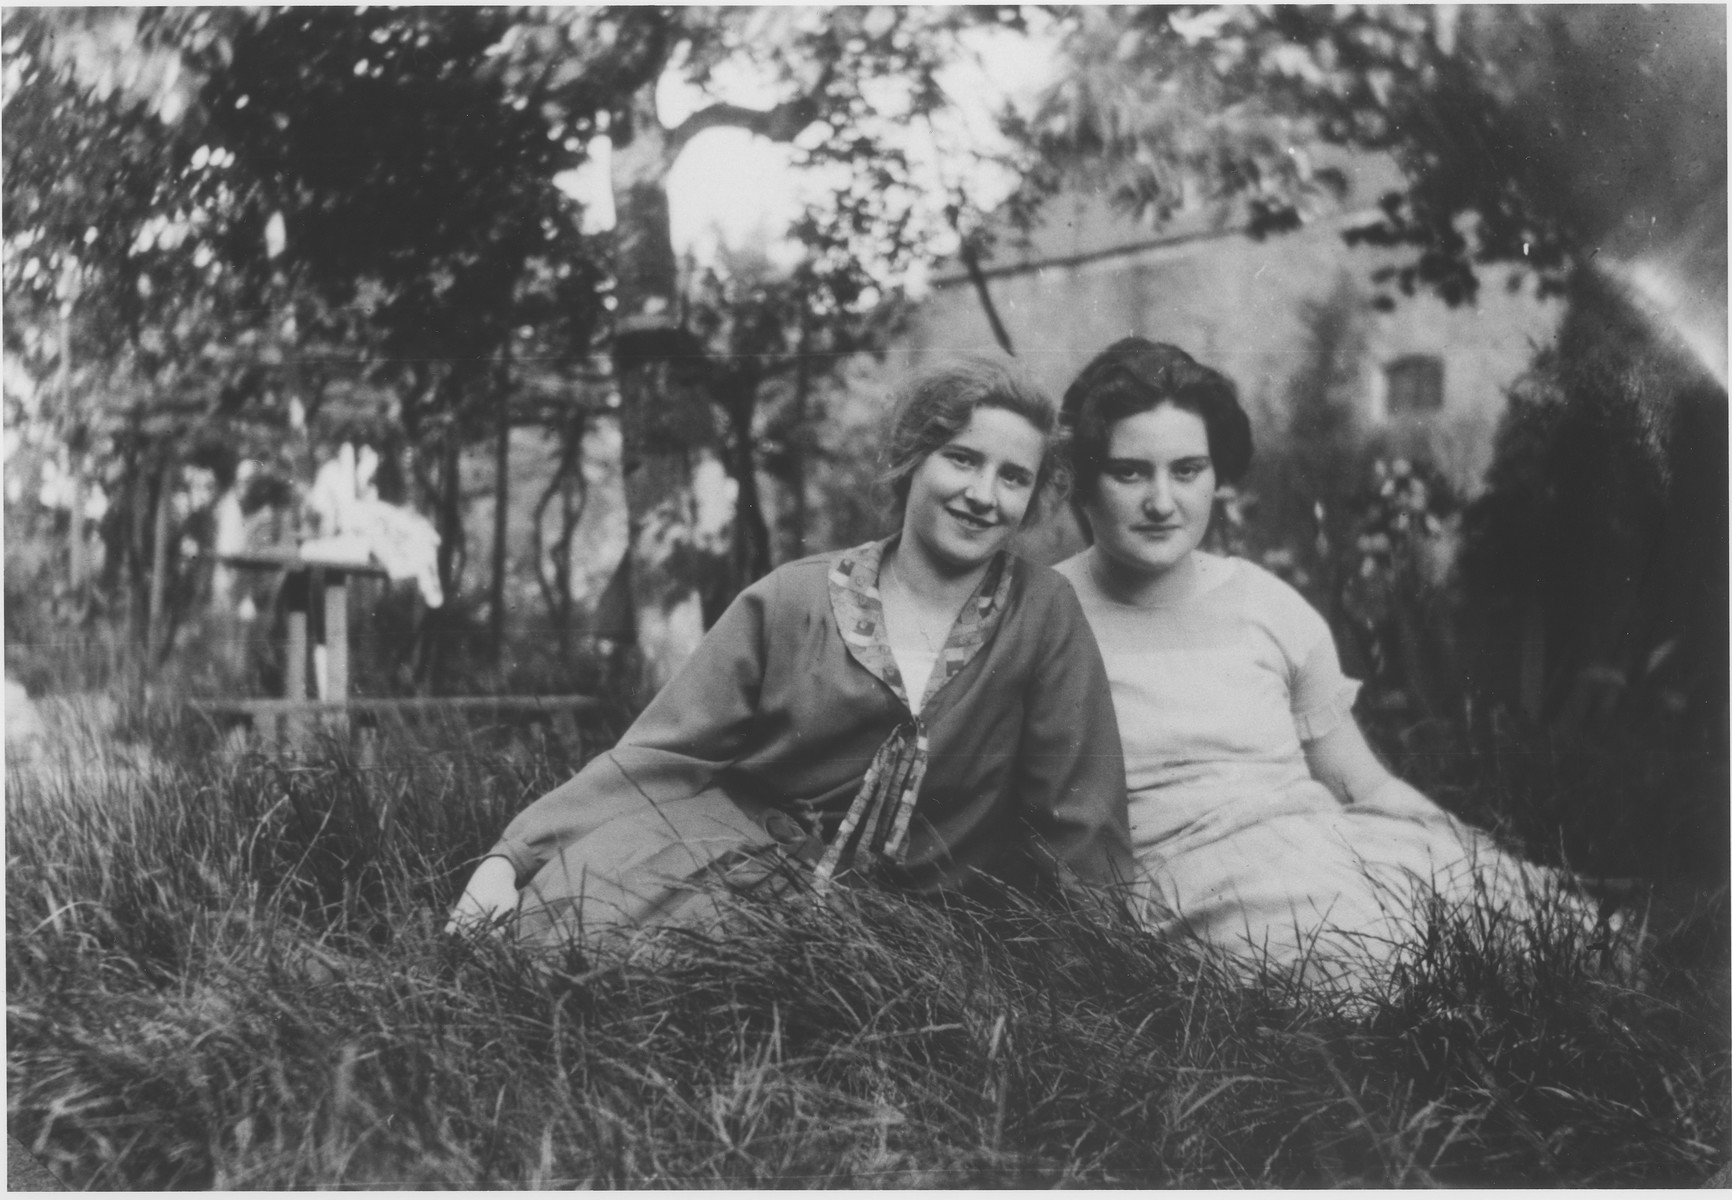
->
<box><xmin>1136</xmin><ymin>781</ymin><xmax>1575</xmax><ymax>991</ymax></box>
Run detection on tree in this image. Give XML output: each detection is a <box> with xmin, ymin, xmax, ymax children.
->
<box><xmin>201</xmin><ymin>8</ymin><xmax>608</xmax><ymax>674</ymax></box>
<box><xmin>7</xmin><ymin>6</ymin><xmax>1053</xmax><ymax>702</ymax></box>
<box><xmin>5</xmin><ymin>7</ymin><xmax>613</xmax><ymax>685</ymax></box>
<box><xmin>488</xmin><ymin>6</ymin><xmax>1009</xmax><ymax>701</ymax></box>
<box><xmin>1022</xmin><ymin>4</ymin><xmax>1725</xmax><ymax>348</ymax></box>
<box><xmin>683</xmin><ymin>238</ymin><xmax>909</xmax><ymax>614</ymax></box>
<box><xmin>3</xmin><ymin>8</ymin><xmax>286</xmax><ymax>661</ymax></box>
<box><xmin>1243</xmin><ymin>272</ymin><xmax>1369</xmax><ymax>605</ymax></box>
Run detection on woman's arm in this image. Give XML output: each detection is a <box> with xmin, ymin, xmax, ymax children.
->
<box><xmin>449</xmin><ymin>576</ymin><xmax>776</xmax><ymax>930</ymax></box>
<box><xmin>496</xmin><ymin>578</ymin><xmax>773</xmax><ymax>881</ymax></box>
<box><xmin>1284</xmin><ymin>599</ymin><xmax>1433</xmax><ymax>813</ymax></box>
<box><xmin>1015</xmin><ymin>580</ymin><xmax>1136</xmax><ymax>895</ymax></box>
<box><xmin>1303</xmin><ymin>716</ymin><xmax>1434</xmax><ymax>812</ymax></box>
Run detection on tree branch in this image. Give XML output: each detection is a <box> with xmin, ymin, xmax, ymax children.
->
<box><xmin>666</xmin><ymin>62</ymin><xmax>835</xmax><ymax>156</ymax></box>
<box><xmin>955</xmin><ymin>230</ymin><xmax>1017</xmax><ymax>357</ymax></box>
<box><xmin>667</xmin><ymin>96</ymin><xmax>819</xmax><ymax>156</ymax></box>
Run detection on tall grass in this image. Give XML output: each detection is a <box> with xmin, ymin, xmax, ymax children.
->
<box><xmin>7</xmin><ymin>706</ymin><xmax>1727</xmax><ymax>1187</ymax></box>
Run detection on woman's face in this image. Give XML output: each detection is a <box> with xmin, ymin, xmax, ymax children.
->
<box><xmin>901</xmin><ymin>404</ymin><xmax>1045</xmax><ymax>576</ymax></box>
<box><xmin>1085</xmin><ymin>402</ymin><xmax>1216</xmax><ymax>580</ymax></box>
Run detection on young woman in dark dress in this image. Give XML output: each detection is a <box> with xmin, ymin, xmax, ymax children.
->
<box><xmin>451</xmin><ymin>356</ymin><xmax>1134</xmax><ymax>944</ymax></box>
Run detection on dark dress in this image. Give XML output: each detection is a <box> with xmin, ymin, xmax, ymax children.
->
<box><xmin>489</xmin><ymin>539</ymin><xmax>1133</xmax><ymax>943</ymax></box>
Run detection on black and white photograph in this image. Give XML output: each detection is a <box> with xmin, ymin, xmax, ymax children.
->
<box><xmin>4</xmin><ymin>5</ymin><xmax>1727</xmax><ymax>1188</ymax></box>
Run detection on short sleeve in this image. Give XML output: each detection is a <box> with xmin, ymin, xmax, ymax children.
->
<box><xmin>1291</xmin><ymin>636</ymin><xmax>1362</xmax><ymax>743</ymax></box>
<box><xmin>1248</xmin><ymin>564</ymin><xmax>1361</xmax><ymax>743</ymax></box>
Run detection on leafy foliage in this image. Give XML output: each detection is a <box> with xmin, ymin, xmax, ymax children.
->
<box><xmin>4</xmin><ymin>7</ymin><xmax>615</xmax><ymax>679</ymax></box>
<box><xmin>1020</xmin><ymin>5</ymin><xmax>1724</xmax><ymax>308</ymax></box>
<box><xmin>5</xmin><ymin>7</ymin><xmax>1054</xmax><ymax>687</ymax></box>
<box><xmin>4</xmin><ymin>10</ymin><xmax>281</xmax><ymax>443</ymax></box>
<box><xmin>1010</xmin><ymin>6</ymin><xmax>1338</xmax><ymax>238</ymax></box>
<box><xmin>204</xmin><ymin>9</ymin><xmax>602</xmax><ymax>385</ymax></box>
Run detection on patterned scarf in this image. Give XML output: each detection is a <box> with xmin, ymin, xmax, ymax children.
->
<box><xmin>813</xmin><ymin>538</ymin><xmax>1013</xmax><ymax>890</ymax></box>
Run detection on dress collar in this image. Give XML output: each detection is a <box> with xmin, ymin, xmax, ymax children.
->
<box><xmin>826</xmin><ymin>537</ymin><xmax>1013</xmax><ymax>713</ymax></box>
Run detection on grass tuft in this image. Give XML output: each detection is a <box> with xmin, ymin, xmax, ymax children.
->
<box><xmin>8</xmin><ymin>706</ymin><xmax>1728</xmax><ymax>1187</ymax></box>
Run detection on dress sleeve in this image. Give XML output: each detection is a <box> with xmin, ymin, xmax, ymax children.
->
<box><xmin>486</xmin><ymin>572</ymin><xmax>773</xmax><ymax>884</ymax></box>
<box><xmin>1013</xmin><ymin>577</ymin><xmax>1136</xmax><ymax>897</ymax></box>
<box><xmin>1281</xmin><ymin>589</ymin><xmax>1361</xmax><ymax>743</ymax></box>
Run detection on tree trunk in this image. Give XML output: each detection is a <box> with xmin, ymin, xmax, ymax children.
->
<box><xmin>59</xmin><ymin>297</ymin><xmax>87</xmax><ymax>593</ymax></box>
<box><xmin>411</xmin><ymin>405</ymin><xmax>468</xmax><ymax>691</ymax></box>
<box><xmin>148</xmin><ymin>459</ymin><xmax>174</xmax><ymax>669</ymax></box>
<box><xmin>68</xmin><ymin>461</ymin><xmax>87</xmax><ymax>591</ymax></box>
<box><xmin>489</xmin><ymin>363</ymin><xmax>511</xmax><ymax>668</ymax></box>
<box><xmin>787</xmin><ymin>313</ymin><xmax>812</xmax><ymax>560</ymax></box>
<box><xmin>609</xmin><ymin>79</ymin><xmax>716</xmax><ymax>706</ymax></box>
<box><xmin>557</xmin><ymin>457</ymin><xmax>579</xmax><ymax>663</ymax></box>
<box><xmin>531</xmin><ymin>418</ymin><xmax>587</xmax><ymax>666</ymax></box>
<box><xmin>127</xmin><ymin>423</ymin><xmax>151</xmax><ymax>655</ymax></box>
<box><xmin>434</xmin><ymin>381</ymin><xmax>468</xmax><ymax>605</ymax></box>
<box><xmin>724</xmin><ymin>386</ymin><xmax>773</xmax><ymax>599</ymax></box>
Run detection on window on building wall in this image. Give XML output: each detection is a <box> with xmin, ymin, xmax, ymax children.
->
<box><xmin>1384</xmin><ymin>355</ymin><xmax>1445</xmax><ymax>415</ymax></box>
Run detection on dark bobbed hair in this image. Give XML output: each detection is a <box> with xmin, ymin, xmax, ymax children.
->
<box><xmin>1061</xmin><ymin>338</ymin><xmax>1253</xmax><ymax>512</ymax></box>
<box><xmin>881</xmin><ymin>355</ymin><xmax>1065</xmax><ymax>527</ymax></box>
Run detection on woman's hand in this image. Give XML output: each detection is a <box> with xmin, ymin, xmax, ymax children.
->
<box><xmin>446</xmin><ymin>855</ymin><xmax>521</xmax><ymax>935</ymax></box>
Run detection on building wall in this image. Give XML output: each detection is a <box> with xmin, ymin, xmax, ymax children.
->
<box><xmin>892</xmin><ymin>214</ymin><xmax>1563</xmax><ymax>495</ymax></box>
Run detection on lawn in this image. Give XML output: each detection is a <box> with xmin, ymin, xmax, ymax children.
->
<box><xmin>7</xmin><ymin>703</ymin><xmax>1728</xmax><ymax>1187</ymax></box>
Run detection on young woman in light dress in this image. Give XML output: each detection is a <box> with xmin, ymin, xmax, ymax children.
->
<box><xmin>451</xmin><ymin>357</ymin><xmax>1133</xmax><ymax>944</ymax></box>
<box><xmin>1054</xmin><ymin>337</ymin><xmax>1588</xmax><ymax>990</ymax></box>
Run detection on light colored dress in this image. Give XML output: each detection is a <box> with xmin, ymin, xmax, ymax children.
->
<box><xmin>1056</xmin><ymin>550</ymin><xmax>1570</xmax><ymax>990</ymax></box>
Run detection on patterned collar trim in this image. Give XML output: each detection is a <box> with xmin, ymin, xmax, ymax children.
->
<box><xmin>825</xmin><ymin>537</ymin><xmax>1012</xmax><ymax>713</ymax></box>
<box><xmin>815</xmin><ymin>537</ymin><xmax>1012</xmax><ymax>884</ymax></box>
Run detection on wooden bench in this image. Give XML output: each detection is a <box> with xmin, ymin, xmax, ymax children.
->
<box><xmin>191</xmin><ymin>694</ymin><xmax>606</xmax><ymax>765</ymax></box>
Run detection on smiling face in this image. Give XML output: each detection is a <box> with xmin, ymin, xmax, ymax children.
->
<box><xmin>1083</xmin><ymin>402</ymin><xmax>1217</xmax><ymax>581</ymax></box>
<box><xmin>900</xmin><ymin>404</ymin><xmax>1045</xmax><ymax>577</ymax></box>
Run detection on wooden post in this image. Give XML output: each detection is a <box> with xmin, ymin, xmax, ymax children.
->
<box><xmin>284</xmin><ymin>568</ymin><xmax>310</xmax><ymax>748</ymax></box>
<box><xmin>311</xmin><ymin>567</ymin><xmax>328</xmax><ymax>701</ymax></box>
<box><xmin>324</xmin><ymin>568</ymin><xmax>350</xmax><ymax>735</ymax></box>
<box><xmin>357</xmin><ymin>722</ymin><xmax>380</xmax><ymax>772</ymax></box>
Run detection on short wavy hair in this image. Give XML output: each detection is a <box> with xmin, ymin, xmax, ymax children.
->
<box><xmin>881</xmin><ymin>355</ymin><xmax>1065</xmax><ymax>527</ymax></box>
<box><xmin>1061</xmin><ymin>338</ymin><xmax>1253</xmax><ymax>511</ymax></box>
